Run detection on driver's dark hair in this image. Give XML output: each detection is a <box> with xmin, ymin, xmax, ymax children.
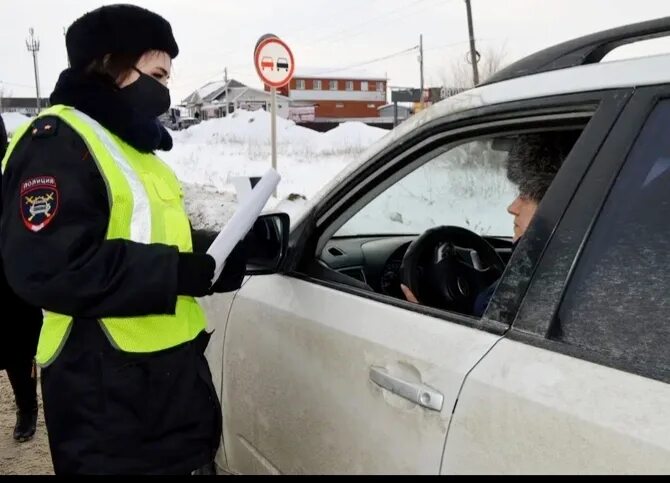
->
<box><xmin>506</xmin><ymin>131</ymin><xmax>580</xmax><ymax>202</ymax></box>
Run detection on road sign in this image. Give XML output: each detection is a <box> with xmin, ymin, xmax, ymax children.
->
<box><xmin>253</xmin><ymin>34</ymin><xmax>295</xmax><ymax>196</ymax></box>
<box><xmin>254</xmin><ymin>36</ymin><xmax>295</xmax><ymax>88</ymax></box>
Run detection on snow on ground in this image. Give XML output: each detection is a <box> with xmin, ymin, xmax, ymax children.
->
<box><xmin>162</xmin><ymin>109</ymin><xmax>389</xmax><ymax>229</ymax></box>
<box><xmin>1</xmin><ymin>112</ymin><xmax>30</xmax><ymax>137</ymax></box>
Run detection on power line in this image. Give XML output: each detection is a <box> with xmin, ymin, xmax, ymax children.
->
<box><xmin>300</xmin><ymin>0</ymin><xmax>442</xmax><ymax>48</ymax></box>
<box><xmin>291</xmin><ymin>0</ymin><xmax>425</xmax><ymax>44</ymax></box>
<box><xmin>307</xmin><ymin>45</ymin><xmax>420</xmax><ymax>77</ymax></box>
<box><xmin>305</xmin><ymin>0</ymin><xmax>429</xmax><ymax>44</ymax></box>
<box><xmin>321</xmin><ymin>38</ymin><xmax>484</xmax><ymax>79</ymax></box>
<box><xmin>423</xmin><ymin>38</ymin><xmax>486</xmax><ymax>52</ymax></box>
<box><xmin>177</xmin><ymin>0</ymin><xmax>437</xmax><ymax>73</ymax></box>
<box><xmin>0</xmin><ymin>80</ymin><xmax>35</xmax><ymax>89</ymax></box>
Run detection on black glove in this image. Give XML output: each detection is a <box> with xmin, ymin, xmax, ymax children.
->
<box><xmin>210</xmin><ymin>240</ymin><xmax>248</xmax><ymax>294</ymax></box>
<box><xmin>177</xmin><ymin>253</ymin><xmax>215</xmax><ymax>298</ymax></box>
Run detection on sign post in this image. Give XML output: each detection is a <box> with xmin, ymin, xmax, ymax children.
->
<box><xmin>271</xmin><ymin>87</ymin><xmax>277</xmax><ymax>173</ymax></box>
<box><xmin>254</xmin><ymin>34</ymin><xmax>295</xmax><ymax>197</ymax></box>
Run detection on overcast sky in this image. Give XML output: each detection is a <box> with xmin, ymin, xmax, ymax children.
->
<box><xmin>2</xmin><ymin>0</ymin><xmax>670</xmax><ymax>103</ymax></box>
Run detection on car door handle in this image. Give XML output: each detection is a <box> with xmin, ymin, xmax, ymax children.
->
<box><xmin>369</xmin><ymin>366</ymin><xmax>444</xmax><ymax>412</ymax></box>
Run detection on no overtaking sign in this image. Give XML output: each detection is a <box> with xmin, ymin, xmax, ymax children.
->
<box><xmin>254</xmin><ymin>36</ymin><xmax>295</xmax><ymax>88</ymax></box>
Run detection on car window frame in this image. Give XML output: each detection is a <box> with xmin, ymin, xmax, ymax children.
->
<box><xmin>283</xmin><ymin>89</ymin><xmax>632</xmax><ymax>335</ymax></box>
<box><xmin>510</xmin><ymin>85</ymin><xmax>670</xmax><ymax>380</ymax></box>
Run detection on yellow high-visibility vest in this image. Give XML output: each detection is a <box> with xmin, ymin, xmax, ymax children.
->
<box><xmin>2</xmin><ymin>105</ymin><xmax>207</xmax><ymax>366</ymax></box>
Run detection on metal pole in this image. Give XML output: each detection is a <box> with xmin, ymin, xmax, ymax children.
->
<box><xmin>224</xmin><ymin>67</ymin><xmax>229</xmax><ymax>116</ymax></box>
<box><xmin>465</xmin><ymin>0</ymin><xmax>479</xmax><ymax>86</ymax></box>
<box><xmin>26</xmin><ymin>28</ymin><xmax>41</xmax><ymax>114</ymax></box>
<box><xmin>271</xmin><ymin>87</ymin><xmax>278</xmax><ymax>197</ymax></box>
<box><xmin>419</xmin><ymin>34</ymin><xmax>424</xmax><ymax>104</ymax></box>
<box><xmin>32</xmin><ymin>52</ymin><xmax>41</xmax><ymax>112</ymax></box>
<box><xmin>394</xmin><ymin>100</ymin><xmax>398</xmax><ymax>127</ymax></box>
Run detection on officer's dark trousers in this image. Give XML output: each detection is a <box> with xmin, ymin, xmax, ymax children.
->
<box><xmin>42</xmin><ymin>321</ymin><xmax>221</xmax><ymax>475</ymax></box>
<box><xmin>6</xmin><ymin>358</ymin><xmax>37</xmax><ymax>413</ymax></box>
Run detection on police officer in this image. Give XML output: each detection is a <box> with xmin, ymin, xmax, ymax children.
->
<box><xmin>1</xmin><ymin>114</ymin><xmax>43</xmax><ymax>443</ymax></box>
<box><xmin>0</xmin><ymin>5</ymin><xmax>246</xmax><ymax>475</ymax></box>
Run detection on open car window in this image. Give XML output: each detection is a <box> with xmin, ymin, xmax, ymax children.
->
<box><xmin>335</xmin><ymin>138</ymin><xmax>518</xmax><ymax>238</ymax></box>
<box><xmin>309</xmin><ymin>123</ymin><xmax>586</xmax><ymax>322</ymax></box>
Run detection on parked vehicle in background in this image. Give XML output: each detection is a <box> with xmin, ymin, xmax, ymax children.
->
<box><xmin>159</xmin><ymin>108</ymin><xmax>201</xmax><ymax>131</ymax></box>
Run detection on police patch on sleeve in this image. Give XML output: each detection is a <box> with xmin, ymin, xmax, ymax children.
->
<box><xmin>20</xmin><ymin>176</ymin><xmax>59</xmax><ymax>232</ymax></box>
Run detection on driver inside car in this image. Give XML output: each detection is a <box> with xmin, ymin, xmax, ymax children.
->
<box><xmin>400</xmin><ymin>131</ymin><xmax>578</xmax><ymax>317</ymax></box>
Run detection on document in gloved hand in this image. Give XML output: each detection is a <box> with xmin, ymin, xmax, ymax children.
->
<box><xmin>207</xmin><ymin>168</ymin><xmax>281</xmax><ymax>283</ymax></box>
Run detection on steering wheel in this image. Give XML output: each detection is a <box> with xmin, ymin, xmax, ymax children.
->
<box><xmin>400</xmin><ymin>226</ymin><xmax>505</xmax><ymax>314</ymax></box>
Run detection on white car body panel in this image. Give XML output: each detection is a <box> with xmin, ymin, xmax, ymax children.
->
<box><xmin>221</xmin><ymin>275</ymin><xmax>503</xmax><ymax>474</ymax></box>
<box><xmin>442</xmin><ymin>338</ymin><xmax>670</xmax><ymax>474</ymax></box>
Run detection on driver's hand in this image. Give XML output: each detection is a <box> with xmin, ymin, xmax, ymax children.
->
<box><xmin>401</xmin><ymin>284</ymin><xmax>419</xmax><ymax>304</ymax></box>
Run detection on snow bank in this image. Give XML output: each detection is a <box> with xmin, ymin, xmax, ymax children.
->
<box><xmin>319</xmin><ymin>121</ymin><xmax>390</xmax><ymax>154</ymax></box>
<box><xmin>1</xmin><ymin>112</ymin><xmax>30</xmax><ymax>136</ymax></box>
<box><xmin>171</xmin><ymin>109</ymin><xmax>322</xmax><ymax>151</ymax></box>
<box><xmin>162</xmin><ymin>110</ymin><xmax>388</xmax><ymax>218</ymax></box>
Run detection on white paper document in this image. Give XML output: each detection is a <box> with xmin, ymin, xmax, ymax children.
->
<box><xmin>207</xmin><ymin>168</ymin><xmax>281</xmax><ymax>283</ymax></box>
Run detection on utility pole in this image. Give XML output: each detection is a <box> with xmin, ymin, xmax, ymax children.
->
<box><xmin>26</xmin><ymin>28</ymin><xmax>41</xmax><ymax>114</ymax></box>
<box><xmin>224</xmin><ymin>67</ymin><xmax>229</xmax><ymax>116</ymax></box>
<box><xmin>464</xmin><ymin>0</ymin><xmax>479</xmax><ymax>86</ymax></box>
<box><xmin>419</xmin><ymin>34</ymin><xmax>424</xmax><ymax>107</ymax></box>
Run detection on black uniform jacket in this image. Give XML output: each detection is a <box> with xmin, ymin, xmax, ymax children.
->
<box><xmin>0</xmin><ymin>70</ymin><xmax>241</xmax><ymax>474</ymax></box>
<box><xmin>1</xmin><ymin>114</ymin><xmax>43</xmax><ymax>370</ymax></box>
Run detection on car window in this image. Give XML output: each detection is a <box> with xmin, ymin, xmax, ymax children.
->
<box><xmin>553</xmin><ymin>99</ymin><xmax>670</xmax><ymax>383</ymax></box>
<box><xmin>336</xmin><ymin>138</ymin><xmax>518</xmax><ymax>237</ymax></box>
<box><xmin>313</xmin><ymin>124</ymin><xmax>585</xmax><ymax>322</ymax></box>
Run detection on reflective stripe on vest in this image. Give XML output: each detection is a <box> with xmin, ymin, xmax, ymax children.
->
<box><xmin>2</xmin><ymin>105</ymin><xmax>207</xmax><ymax>366</ymax></box>
<box><xmin>73</xmin><ymin>109</ymin><xmax>152</xmax><ymax>245</ymax></box>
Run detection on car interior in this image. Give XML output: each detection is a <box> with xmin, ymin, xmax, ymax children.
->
<box><xmin>312</xmin><ymin>127</ymin><xmax>585</xmax><ymax>318</ymax></box>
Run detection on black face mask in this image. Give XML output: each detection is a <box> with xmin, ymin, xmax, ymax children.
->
<box><xmin>118</xmin><ymin>68</ymin><xmax>171</xmax><ymax>118</ymax></box>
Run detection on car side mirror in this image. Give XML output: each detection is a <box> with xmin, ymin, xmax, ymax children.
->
<box><xmin>245</xmin><ymin>212</ymin><xmax>290</xmax><ymax>275</ymax></box>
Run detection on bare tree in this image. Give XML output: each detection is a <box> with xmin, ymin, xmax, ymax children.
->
<box><xmin>442</xmin><ymin>44</ymin><xmax>508</xmax><ymax>90</ymax></box>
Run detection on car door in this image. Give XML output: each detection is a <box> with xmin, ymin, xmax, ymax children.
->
<box><xmin>221</xmin><ymin>147</ymin><xmax>511</xmax><ymax>475</ymax></box>
<box><xmin>218</xmin><ymin>92</ymin><xmax>627</xmax><ymax>475</ymax></box>
<box><xmin>442</xmin><ymin>88</ymin><xmax>670</xmax><ymax>474</ymax></box>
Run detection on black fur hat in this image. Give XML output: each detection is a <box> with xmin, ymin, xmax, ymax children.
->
<box><xmin>66</xmin><ymin>4</ymin><xmax>179</xmax><ymax>69</ymax></box>
<box><xmin>506</xmin><ymin>131</ymin><xmax>579</xmax><ymax>202</ymax></box>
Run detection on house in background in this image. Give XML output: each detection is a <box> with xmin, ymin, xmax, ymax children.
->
<box><xmin>278</xmin><ymin>70</ymin><xmax>388</xmax><ymax>122</ymax></box>
<box><xmin>0</xmin><ymin>97</ymin><xmax>50</xmax><ymax>116</ymax></box>
<box><xmin>180</xmin><ymin>77</ymin><xmax>465</xmax><ymax>132</ymax></box>
<box><xmin>182</xmin><ymin>79</ymin><xmax>290</xmax><ymax>120</ymax></box>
